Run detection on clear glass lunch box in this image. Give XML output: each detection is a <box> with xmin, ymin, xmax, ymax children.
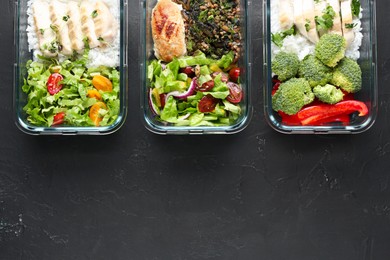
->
<box><xmin>14</xmin><ymin>0</ymin><xmax>128</xmax><ymax>135</ymax></box>
<box><xmin>140</xmin><ymin>0</ymin><xmax>253</xmax><ymax>135</ymax></box>
<box><xmin>263</xmin><ymin>0</ymin><xmax>377</xmax><ymax>134</ymax></box>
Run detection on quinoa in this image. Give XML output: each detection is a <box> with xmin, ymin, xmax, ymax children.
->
<box><xmin>174</xmin><ymin>0</ymin><xmax>242</xmax><ymax>61</ymax></box>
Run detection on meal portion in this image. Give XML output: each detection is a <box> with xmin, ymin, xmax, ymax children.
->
<box><xmin>23</xmin><ymin>0</ymin><xmax>120</xmax><ymax>127</ymax></box>
<box><xmin>270</xmin><ymin>0</ymin><xmax>368</xmax><ymax>126</ymax></box>
<box><xmin>147</xmin><ymin>0</ymin><xmax>244</xmax><ymax>127</ymax></box>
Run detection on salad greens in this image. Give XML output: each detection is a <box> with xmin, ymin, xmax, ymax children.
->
<box><xmin>147</xmin><ymin>51</ymin><xmax>243</xmax><ymax>127</ymax></box>
<box><xmin>22</xmin><ymin>49</ymin><xmax>120</xmax><ymax>127</ymax></box>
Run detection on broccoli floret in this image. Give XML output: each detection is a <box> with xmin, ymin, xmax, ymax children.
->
<box><xmin>331</xmin><ymin>57</ymin><xmax>362</xmax><ymax>93</ymax></box>
<box><xmin>272</xmin><ymin>78</ymin><xmax>315</xmax><ymax>115</ymax></box>
<box><xmin>272</xmin><ymin>51</ymin><xmax>300</xmax><ymax>81</ymax></box>
<box><xmin>315</xmin><ymin>33</ymin><xmax>346</xmax><ymax>67</ymax></box>
<box><xmin>313</xmin><ymin>84</ymin><xmax>344</xmax><ymax>104</ymax></box>
<box><xmin>298</xmin><ymin>54</ymin><xmax>333</xmax><ymax>87</ymax></box>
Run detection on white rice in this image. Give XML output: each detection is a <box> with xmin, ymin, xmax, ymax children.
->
<box><xmin>270</xmin><ymin>0</ymin><xmax>363</xmax><ymax>61</ymax></box>
<box><xmin>26</xmin><ymin>0</ymin><xmax>120</xmax><ymax>68</ymax></box>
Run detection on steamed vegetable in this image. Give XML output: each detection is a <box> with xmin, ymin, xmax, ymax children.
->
<box><xmin>298</xmin><ymin>54</ymin><xmax>332</xmax><ymax>87</ymax></box>
<box><xmin>313</xmin><ymin>84</ymin><xmax>344</xmax><ymax>104</ymax></box>
<box><xmin>271</xmin><ymin>51</ymin><xmax>300</xmax><ymax>81</ymax></box>
<box><xmin>331</xmin><ymin>57</ymin><xmax>362</xmax><ymax>93</ymax></box>
<box><xmin>315</xmin><ymin>33</ymin><xmax>346</xmax><ymax>67</ymax></box>
<box><xmin>272</xmin><ymin>78</ymin><xmax>314</xmax><ymax>115</ymax></box>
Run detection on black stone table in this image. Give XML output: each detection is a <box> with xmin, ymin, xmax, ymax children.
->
<box><xmin>1</xmin><ymin>0</ymin><xmax>390</xmax><ymax>259</ymax></box>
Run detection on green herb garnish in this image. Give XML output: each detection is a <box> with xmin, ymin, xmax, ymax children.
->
<box><xmin>305</xmin><ymin>19</ymin><xmax>311</xmax><ymax>32</ymax></box>
<box><xmin>351</xmin><ymin>0</ymin><xmax>361</xmax><ymax>17</ymax></box>
<box><xmin>63</xmin><ymin>15</ymin><xmax>70</xmax><ymax>22</ymax></box>
<box><xmin>315</xmin><ymin>4</ymin><xmax>336</xmax><ymax>31</ymax></box>
<box><xmin>345</xmin><ymin>23</ymin><xmax>357</xmax><ymax>29</ymax></box>
<box><xmin>92</xmin><ymin>10</ymin><xmax>98</xmax><ymax>18</ymax></box>
<box><xmin>271</xmin><ymin>26</ymin><xmax>296</xmax><ymax>47</ymax></box>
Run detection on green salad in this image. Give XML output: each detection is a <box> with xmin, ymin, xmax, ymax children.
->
<box><xmin>22</xmin><ymin>48</ymin><xmax>120</xmax><ymax>127</ymax></box>
<box><xmin>147</xmin><ymin>51</ymin><xmax>243</xmax><ymax>127</ymax></box>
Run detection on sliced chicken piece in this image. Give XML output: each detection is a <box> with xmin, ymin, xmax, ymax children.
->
<box><xmin>32</xmin><ymin>0</ymin><xmax>58</xmax><ymax>57</ymax></box>
<box><xmin>326</xmin><ymin>0</ymin><xmax>343</xmax><ymax>35</ymax></box>
<box><xmin>80</xmin><ymin>1</ymin><xmax>100</xmax><ymax>48</ymax></box>
<box><xmin>302</xmin><ymin>0</ymin><xmax>319</xmax><ymax>43</ymax></box>
<box><xmin>293</xmin><ymin>0</ymin><xmax>308</xmax><ymax>39</ymax></box>
<box><xmin>49</xmin><ymin>0</ymin><xmax>72</xmax><ymax>55</ymax></box>
<box><xmin>151</xmin><ymin>0</ymin><xmax>186</xmax><ymax>62</ymax></box>
<box><xmin>314</xmin><ymin>0</ymin><xmax>328</xmax><ymax>37</ymax></box>
<box><xmin>93</xmin><ymin>1</ymin><xmax>118</xmax><ymax>46</ymax></box>
<box><xmin>67</xmin><ymin>1</ymin><xmax>85</xmax><ymax>53</ymax></box>
<box><xmin>278</xmin><ymin>0</ymin><xmax>294</xmax><ymax>31</ymax></box>
<box><xmin>340</xmin><ymin>0</ymin><xmax>355</xmax><ymax>47</ymax></box>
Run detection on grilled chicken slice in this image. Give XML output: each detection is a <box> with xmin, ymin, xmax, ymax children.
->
<box><xmin>80</xmin><ymin>1</ymin><xmax>100</xmax><ymax>48</ymax></box>
<box><xmin>278</xmin><ymin>0</ymin><xmax>294</xmax><ymax>31</ymax></box>
<box><xmin>326</xmin><ymin>0</ymin><xmax>343</xmax><ymax>35</ymax></box>
<box><xmin>93</xmin><ymin>1</ymin><xmax>117</xmax><ymax>46</ymax></box>
<box><xmin>314</xmin><ymin>0</ymin><xmax>328</xmax><ymax>37</ymax></box>
<box><xmin>151</xmin><ymin>0</ymin><xmax>186</xmax><ymax>62</ymax></box>
<box><xmin>293</xmin><ymin>0</ymin><xmax>308</xmax><ymax>39</ymax></box>
<box><xmin>67</xmin><ymin>1</ymin><xmax>84</xmax><ymax>52</ymax></box>
<box><xmin>302</xmin><ymin>0</ymin><xmax>319</xmax><ymax>43</ymax></box>
<box><xmin>32</xmin><ymin>0</ymin><xmax>58</xmax><ymax>57</ymax></box>
<box><xmin>340</xmin><ymin>0</ymin><xmax>355</xmax><ymax>47</ymax></box>
<box><xmin>49</xmin><ymin>0</ymin><xmax>72</xmax><ymax>55</ymax></box>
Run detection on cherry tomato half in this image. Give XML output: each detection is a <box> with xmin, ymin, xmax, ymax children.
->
<box><xmin>226</xmin><ymin>82</ymin><xmax>243</xmax><ymax>104</ymax></box>
<box><xmin>180</xmin><ymin>66</ymin><xmax>195</xmax><ymax>78</ymax></box>
<box><xmin>229</xmin><ymin>67</ymin><xmax>241</xmax><ymax>83</ymax></box>
<box><xmin>196</xmin><ymin>80</ymin><xmax>215</xmax><ymax>92</ymax></box>
<box><xmin>52</xmin><ymin>112</ymin><xmax>65</xmax><ymax>126</ymax></box>
<box><xmin>47</xmin><ymin>73</ymin><xmax>63</xmax><ymax>95</ymax></box>
<box><xmin>198</xmin><ymin>94</ymin><xmax>218</xmax><ymax>113</ymax></box>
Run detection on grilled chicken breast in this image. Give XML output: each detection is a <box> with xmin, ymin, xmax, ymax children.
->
<box><xmin>278</xmin><ymin>0</ymin><xmax>294</xmax><ymax>31</ymax></box>
<box><xmin>340</xmin><ymin>0</ymin><xmax>355</xmax><ymax>47</ymax></box>
<box><xmin>326</xmin><ymin>0</ymin><xmax>343</xmax><ymax>35</ymax></box>
<box><xmin>93</xmin><ymin>1</ymin><xmax>117</xmax><ymax>46</ymax></box>
<box><xmin>314</xmin><ymin>0</ymin><xmax>328</xmax><ymax>37</ymax></box>
<box><xmin>49</xmin><ymin>0</ymin><xmax>72</xmax><ymax>55</ymax></box>
<box><xmin>302</xmin><ymin>0</ymin><xmax>319</xmax><ymax>43</ymax></box>
<box><xmin>32</xmin><ymin>0</ymin><xmax>58</xmax><ymax>57</ymax></box>
<box><xmin>293</xmin><ymin>0</ymin><xmax>308</xmax><ymax>39</ymax></box>
<box><xmin>151</xmin><ymin>0</ymin><xmax>186</xmax><ymax>62</ymax></box>
<box><xmin>80</xmin><ymin>1</ymin><xmax>100</xmax><ymax>48</ymax></box>
<box><xmin>67</xmin><ymin>1</ymin><xmax>85</xmax><ymax>52</ymax></box>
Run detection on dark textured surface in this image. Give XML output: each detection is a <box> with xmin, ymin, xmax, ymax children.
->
<box><xmin>1</xmin><ymin>0</ymin><xmax>390</xmax><ymax>259</ymax></box>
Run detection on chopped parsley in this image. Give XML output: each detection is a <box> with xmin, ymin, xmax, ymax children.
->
<box><xmin>315</xmin><ymin>4</ymin><xmax>336</xmax><ymax>31</ymax></box>
<box><xmin>39</xmin><ymin>28</ymin><xmax>45</xmax><ymax>35</ymax></box>
<box><xmin>62</xmin><ymin>15</ymin><xmax>70</xmax><ymax>22</ymax></box>
<box><xmin>271</xmin><ymin>26</ymin><xmax>296</xmax><ymax>48</ymax></box>
<box><xmin>92</xmin><ymin>10</ymin><xmax>98</xmax><ymax>18</ymax></box>
<box><xmin>345</xmin><ymin>23</ymin><xmax>357</xmax><ymax>29</ymax></box>
<box><xmin>351</xmin><ymin>0</ymin><xmax>361</xmax><ymax>17</ymax></box>
<box><xmin>305</xmin><ymin>19</ymin><xmax>311</xmax><ymax>32</ymax></box>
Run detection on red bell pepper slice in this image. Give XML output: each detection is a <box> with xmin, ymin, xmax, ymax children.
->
<box><xmin>297</xmin><ymin>100</ymin><xmax>368</xmax><ymax>125</ymax></box>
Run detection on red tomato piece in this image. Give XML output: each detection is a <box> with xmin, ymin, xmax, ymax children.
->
<box><xmin>47</xmin><ymin>73</ymin><xmax>63</xmax><ymax>95</ymax></box>
<box><xmin>196</xmin><ymin>80</ymin><xmax>215</xmax><ymax>92</ymax></box>
<box><xmin>226</xmin><ymin>82</ymin><xmax>243</xmax><ymax>104</ymax></box>
<box><xmin>229</xmin><ymin>67</ymin><xmax>241</xmax><ymax>83</ymax></box>
<box><xmin>198</xmin><ymin>94</ymin><xmax>218</xmax><ymax>113</ymax></box>
<box><xmin>180</xmin><ymin>66</ymin><xmax>195</xmax><ymax>78</ymax></box>
<box><xmin>52</xmin><ymin>112</ymin><xmax>65</xmax><ymax>126</ymax></box>
<box><xmin>160</xmin><ymin>93</ymin><xmax>167</xmax><ymax>108</ymax></box>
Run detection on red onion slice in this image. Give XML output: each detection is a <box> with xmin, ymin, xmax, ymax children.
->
<box><xmin>165</xmin><ymin>77</ymin><xmax>197</xmax><ymax>103</ymax></box>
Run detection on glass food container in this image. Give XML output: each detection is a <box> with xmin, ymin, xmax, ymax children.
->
<box><xmin>263</xmin><ymin>0</ymin><xmax>377</xmax><ymax>134</ymax></box>
<box><xmin>140</xmin><ymin>0</ymin><xmax>252</xmax><ymax>134</ymax></box>
<box><xmin>14</xmin><ymin>0</ymin><xmax>128</xmax><ymax>135</ymax></box>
